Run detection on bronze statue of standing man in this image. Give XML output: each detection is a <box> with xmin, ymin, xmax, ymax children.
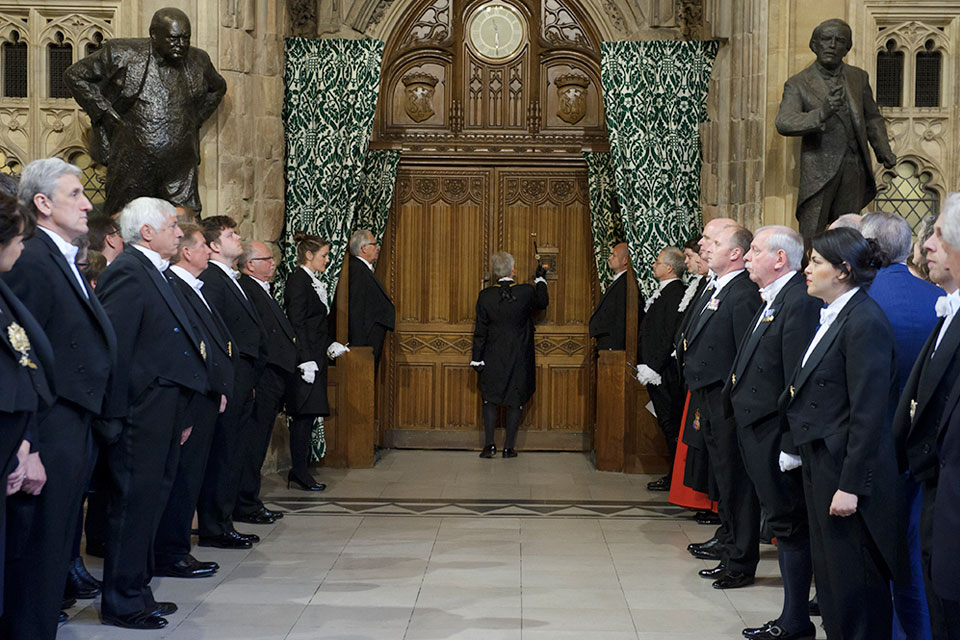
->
<box><xmin>776</xmin><ymin>18</ymin><xmax>897</xmax><ymax>242</ymax></box>
<box><xmin>65</xmin><ymin>8</ymin><xmax>227</xmax><ymax>216</ymax></box>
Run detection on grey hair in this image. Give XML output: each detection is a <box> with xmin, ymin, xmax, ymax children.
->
<box><xmin>237</xmin><ymin>241</ymin><xmax>257</xmax><ymax>270</ymax></box>
<box><xmin>941</xmin><ymin>193</ymin><xmax>960</xmax><ymax>249</ymax></box>
<box><xmin>755</xmin><ymin>225</ymin><xmax>805</xmax><ymax>270</ymax></box>
<box><xmin>490</xmin><ymin>251</ymin><xmax>515</xmax><ymax>280</ymax></box>
<box><xmin>861</xmin><ymin>211</ymin><xmax>913</xmax><ymax>263</ymax></box>
<box><xmin>118</xmin><ymin>197</ymin><xmax>177</xmax><ymax>244</ymax></box>
<box><xmin>348</xmin><ymin>229</ymin><xmax>374</xmax><ymax>256</ymax></box>
<box><xmin>659</xmin><ymin>247</ymin><xmax>686</xmax><ymax>278</ymax></box>
<box><xmin>18</xmin><ymin>157</ymin><xmax>82</xmax><ymax>218</ymax></box>
<box><xmin>830</xmin><ymin>213</ymin><xmax>863</xmax><ymax>230</ymax></box>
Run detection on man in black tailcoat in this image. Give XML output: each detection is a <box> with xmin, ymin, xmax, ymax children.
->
<box><xmin>726</xmin><ymin>226</ymin><xmax>822</xmax><ymax>639</ymax></box>
<box><xmin>636</xmin><ymin>246</ymin><xmax>686</xmax><ymax>491</ymax></box>
<box><xmin>196</xmin><ymin>216</ymin><xmax>267</xmax><ymax>549</ymax></box>
<box><xmin>0</xmin><ymin>158</ymin><xmax>118</xmax><ymax>640</ymax></box>
<box><xmin>96</xmin><ymin>197</ymin><xmax>208</xmax><ymax>629</ymax></box>
<box><xmin>152</xmin><ymin>224</ymin><xmax>234</xmax><ymax>580</ymax></box>
<box><xmin>589</xmin><ymin>242</ymin><xmax>644</xmax><ymax>350</ymax></box>
<box><xmin>347</xmin><ymin>229</ymin><xmax>395</xmax><ymax>367</ymax></box>
<box><xmin>682</xmin><ymin>224</ymin><xmax>762</xmax><ymax>589</ymax></box>
<box><xmin>235</xmin><ymin>240</ymin><xmax>296</xmax><ymax>524</ymax></box>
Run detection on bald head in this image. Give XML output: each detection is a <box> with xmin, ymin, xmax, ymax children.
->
<box><xmin>150</xmin><ymin>8</ymin><xmax>191</xmax><ymax>65</ymax></box>
<box><xmin>607</xmin><ymin>242</ymin><xmax>630</xmax><ymax>275</ymax></box>
<box><xmin>699</xmin><ymin>217</ymin><xmax>737</xmax><ymax>266</ymax></box>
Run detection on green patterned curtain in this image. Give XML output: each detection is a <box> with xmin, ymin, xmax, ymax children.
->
<box><xmin>601</xmin><ymin>40</ymin><xmax>719</xmax><ymax>295</ymax></box>
<box><xmin>352</xmin><ymin>149</ymin><xmax>401</xmax><ymax>245</ymax></box>
<box><xmin>584</xmin><ymin>151</ymin><xmax>625</xmax><ymax>293</ymax></box>
<box><xmin>280</xmin><ymin>37</ymin><xmax>385</xmax><ymax>459</ymax></box>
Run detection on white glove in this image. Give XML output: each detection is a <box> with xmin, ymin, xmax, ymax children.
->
<box><xmin>779</xmin><ymin>451</ymin><xmax>802</xmax><ymax>472</ymax></box>
<box><xmin>469</xmin><ymin>361</ymin><xmax>485</xmax><ymax>367</ymax></box>
<box><xmin>635</xmin><ymin>364</ymin><xmax>662</xmax><ymax>386</ymax></box>
<box><xmin>298</xmin><ymin>361</ymin><xmax>318</xmax><ymax>384</ymax></box>
<box><xmin>326</xmin><ymin>341</ymin><xmax>350</xmax><ymax>359</ymax></box>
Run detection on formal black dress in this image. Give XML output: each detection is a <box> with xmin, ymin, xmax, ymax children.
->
<box><xmin>782</xmin><ymin>289</ymin><xmax>899</xmax><ymax>640</ymax></box>
<box><xmin>285</xmin><ymin>267</ymin><xmax>333</xmax><ymax>418</ymax></box>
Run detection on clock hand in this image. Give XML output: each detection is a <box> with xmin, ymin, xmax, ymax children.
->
<box><xmin>493</xmin><ymin>20</ymin><xmax>500</xmax><ymax>53</ymax></box>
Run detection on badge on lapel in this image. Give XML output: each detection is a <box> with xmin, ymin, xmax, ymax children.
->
<box><xmin>200</xmin><ymin>340</ymin><xmax>207</xmax><ymax>361</ymax></box>
<box><xmin>731</xmin><ymin>373</ymin><xmax>736</xmax><ymax>385</ymax></box>
<box><xmin>706</xmin><ymin>298</ymin><xmax>720</xmax><ymax>311</ymax></box>
<box><xmin>761</xmin><ymin>308</ymin><xmax>776</xmax><ymax>323</ymax></box>
<box><xmin>789</xmin><ymin>385</ymin><xmax>796</xmax><ymax>399</ymax></box>
<box><xmin>693</xmin><ymin>410</ymin><xmax>701</xmax><ymax>431</ymax></box>
<box><xmin>910</xmin><ymin>399</ymin><xmax>918</xmax><ymax>421</ymax></box>
<box><xmin>7</xmin><ymin>322</ymin><xmax>37</xmax><ymax>369</ymax></box>
<box><xmin>227</xmin><ymin>341</ymin><xmax>233</xmax><ymax>357</ymax></box>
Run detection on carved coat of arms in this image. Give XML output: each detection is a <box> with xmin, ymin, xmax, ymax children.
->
<box><xmin>556</xmin><ymin>73</ymin><xmax>590</xmax><ymax>125</ymax></box>
<box><xmin>402</xmin><ymin>72</ymin><xmax>439</xmax><ymax>123</ymax></box>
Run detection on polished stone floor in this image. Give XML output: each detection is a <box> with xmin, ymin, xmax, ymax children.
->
<box><xmin>59</xmin><ymin>450</ymin><xmax>805</xmax><ymax>639</ymax></box>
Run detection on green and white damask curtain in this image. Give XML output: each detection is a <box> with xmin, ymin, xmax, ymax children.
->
<box><xmin>584</xmin><ymin>151</ymin><xmax>625</xmax><ymax>293</ymax></box>
<box><xmin>601</xmin><ymin>40</ymin><xmax>719</xmax><ymax>295</ymax></box>
<box><xmin>280</xmin><ymin>37</ymin><xmax>385</xmax><ymax>459</ymax></box>
<box><xmin>352</xmin><ymin>149</ymin><xmax>401</xmax><ymax>245</ymax></box>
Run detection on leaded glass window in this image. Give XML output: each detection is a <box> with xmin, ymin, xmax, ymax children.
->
<box><xmin>48</xmin><ymin>32</ymin><xmax>72</xmax><ymax>99</ymax></box>
<box><xmin>3</xmin><ymin>32</ymin><xmax>27</xmax><ymax>98</ymax></box>
<box><xmin>915</xmin><ymin>40</ymin><xmax>941</xmax><ymax>108</ymax></box>
<box><xmin>875</xmin><ymin>161</ymin><xmax>939</xmax><ymax>233</ymax></box>
<box><xmin>876</xmin><ymin>39</ymin><xmax>903</xmax><ymax>107</ymax></box>
<box><xmin>69</xmin><ymin>151</ymin><xmax>106</xmax><ymax>214</ymax></box>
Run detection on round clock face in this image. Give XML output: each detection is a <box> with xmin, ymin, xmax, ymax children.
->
<box><xmin>468</xmin><ymin>3</ymin><xmax>525</xmax><ymax>61</ymax></box>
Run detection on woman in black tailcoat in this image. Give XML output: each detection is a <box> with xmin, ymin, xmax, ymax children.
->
<box><xmin>283</xmin><ymin>232</ymin><xmax>348</xmax><ymax>490</ymax></box>
<box><xmin>781</xmin><ymin>227</ymin><xmax>899</xmax><ymax>640</ymax></box>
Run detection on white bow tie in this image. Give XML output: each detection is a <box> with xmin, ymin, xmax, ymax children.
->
<box><xmin>819</xmin><ymin>307</ymin><xmax>838</xmax><ymax>327</ymax></box>
<box><xmin>193</xmin><ymin>280</ymin><xmax>204</xmax><ymax>292</ymax></box>
<box><xmin>936</xmin><ymin>295</ymin><xmax>959</xmax><ymax>318</ymax></box>
<box><xmin>760</xmin><ymin>288</ymin><xmax>776</xmax><ymax>305</ymax></box>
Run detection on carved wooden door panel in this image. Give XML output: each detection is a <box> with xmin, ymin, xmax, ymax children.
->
<box><xmin>380</xmin><ymin>162</ymin><xmax>596</xmax><ymax>450</ymax></box>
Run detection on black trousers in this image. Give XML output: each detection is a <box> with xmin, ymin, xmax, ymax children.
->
<box><xmin>83</xmin><ymin>451</ymin><xmax>110</xmax><ymax>553</ymax></box>
<box><xmin>693</xmin><ymin>384</ymin><xmax>760</xmax><ymax>574</ymax></box>
<box><xmin>800</xmin><ymin>439</ymin><xmax>892</xmax><ymax>640</ymax></box>
<box><xmin>921</xmin><ymin>482</ymin><xmax>952</xmax><ymax>640</ymax></box>
<box><xmin>153</xmin><ymin>392</ymin><xmax>221</xmax><ymax>568</ymax></box>
<box><xmin>0</xmin><ymin>412</ymin><xmax>29</xmax><ymax>618</ymax></box>
<box><xmin>647</xmin><ymin>368</ymin><xmax>684</xmax><ymax>461</ymax></box>
<box><xmin>797</xmin><ymin>149</ymin><xmax>868</xmax><ymax>244</ymax></box>
<box><xmin>2</xmin><ymin>402</ymin><xmax>93</xmax><ymax>640</ymax></box>
<box><xmin>235</xmin><ymin>365</ymin><xmax>287</xmax><ymax>518</ymax></box>
<box><xmin>101</xmin><ymin>383</ymin><xmax>187</xmax><ymax>618</ymax></box>
<box><xmin>197</xmin><ymin>357</ymin><xmax>257</xmax><ymax>537</ymax></box>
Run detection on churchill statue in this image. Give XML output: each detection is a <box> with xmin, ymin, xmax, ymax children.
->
<box><xmin>65</xmin><ymin>7</ymin><xmax>227</xmax><ymax>216</ymax></box>
<box><xmin>776</xmin><ymin>18</ymin><xmax>897</xmax><ymax>242</ymax></box>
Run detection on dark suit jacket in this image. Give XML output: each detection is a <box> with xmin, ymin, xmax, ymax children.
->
<box><xmin>97</xmin><ymin>245</ymin><xmax>208</xmax><ymax>417</ymax></box>
<box><xmin>588</xmin><ymin>274</ymin><xmax>644</xmax><ymax>351</ymax></box>
<box><xmin>200</xmin><ymin>262</ymin><xmax>267</xmax><ymax>369</ymax></box>
<box><xmin>239</xmin><ymin>274</ymin><xmax>297</xmax><ymax>373</ymax></box>
<box><xmin>682</xmin><ymin>271</ymin><xmax>761</xmax><ymax>393</ymax></box>
<box><xmin>638</xmin><ymin>279</ymin><xmax>685</xmax><ymax>373</ymax></box>
<box><xmin>169</xmin><ymin>271</ymin><xmax>236</xmax><ymax>401</ymax></box>
<box><xmin>284</xmin><ymin>267</ymin><xmax>333</xmax><ymax>416</ymax></box>
<box><xmin>781</xmin><ymin>290</ymin><xmax>899</xmax><ymax>571</ymax></box>
<box><xmin>1</xmin><ymin>230</ymin><xmax>117</xmax><ymax>415</ymax></box>
<box><xmin>868</xmin><ymin>263</ymin><xmax>942</xmax><ymax>390</ymax></box>
<box><xmin>472</xmin><ymin>280</ymin><xmax>548</xmax><ymax>407</ymax></box>
<box><xmin>725</xmin><ymin>272</ymin><xmax>821</xmax><ymax>435</ymax></box>
<box><xmin>674</xmin><ymin>276</ymin><xmax>709</xmax><ymax>374</ymax></box>
<box><xmin>933</xmin><ymin>375</ymin><xmax>960</xmax><ymax>600</ymax></box>
<box><xmin>894</xmin><ymin>312</ymin><xmax>960</xmax><ymax>483</ymax></box>
<box><xmin>0</xmin><ymin>279</ymin><xmax>55</xmax><ymax>417</ymax></box>
<box><xmin>776</xmin><ymin>62</ymin><xmax>894</xmax><ymax>208</ymax></box>
<box><xmin>347</xmin><ymin>256</ymin><xmax>395</xmax><ymax>360</ymax></box>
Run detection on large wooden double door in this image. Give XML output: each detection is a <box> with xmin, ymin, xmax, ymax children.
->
<box><xmin>376</xmin><ymin>161</ymin><xmax>598</xmax><ymax>450</ymax></box>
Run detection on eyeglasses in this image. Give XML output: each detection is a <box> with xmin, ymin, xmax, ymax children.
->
<box><xmin>248</xmin><ymin>257</ymin><xmax>274</xmax><ymax>262</ymax></box>
<box><xmin>76</xmin><ymin>261</ymin><xmax>89</xmax><ymax>268</ymax></box>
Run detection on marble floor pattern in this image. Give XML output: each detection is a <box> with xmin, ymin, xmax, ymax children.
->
<box><xmin>59</xmin><ymin>450</ymin><xmax>811</xmax><ymax>639</ymax></box>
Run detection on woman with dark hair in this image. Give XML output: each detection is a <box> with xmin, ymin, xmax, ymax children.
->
<box><xmin>0</xmin><ymin>193</ymin><xmax>53</xmax><ymax>614</ymax></box>
<box><xmin>284</xmin><ymin>232</ymin><xmax>348</xmax><ymax>490</ymax></box>
<box><xmin>780</xmin><ymin>227</ymin><xmax>899</xmax><ymax>639</ymax></box>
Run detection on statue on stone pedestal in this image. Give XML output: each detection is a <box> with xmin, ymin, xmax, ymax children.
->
<box><xmin>776</xmin><ymin>18</ymin><xmax>897</xmax><ymax>242</ymax></box>
<box><xmin>64</xmin><ymin>7</ymin><xmax>227</xmax><ymax>216</ymax></box>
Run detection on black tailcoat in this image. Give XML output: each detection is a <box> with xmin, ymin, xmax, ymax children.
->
<box><xmin>199</xmin><ymin>262</ymin><xmax>267</xmax><ymax>368</ymax></box>
<box><xmin>285</xmin><ymin>267</ymin><xmax>333</xmax><ymax>417</ymax></box>
<box><xmin>239</xmin><ymin>274</ymin><xmax>297</xmax><ymax>373</ymax></box>
<box><xmin>588</xmin><ymin>274</ymin><xmax>645</xmax><ymax>350</ymax></box>
<box><xmin>347</xmin><ymin>255</ymin><xmax>395</xmax><ymax>364</ymax></box>
<box><xmin>638</xmin><ymin>279</ymin><xmax>685</xmax><ymax>372</ymax></box>
<box><xmin>933</xmin><ymin>378</ymin><xmax>960</xmax><ymax>602</ymax></box>
<box><xmin>472</xmin><ymin>280</ymin><xmax>548</xmax><ymax>407</ymax></box>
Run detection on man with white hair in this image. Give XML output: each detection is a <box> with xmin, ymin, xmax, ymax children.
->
<box><xmin>96</xmin><ymin>197</ymin><xmax>208</xmax><ymax>630</ymax></box>
<box><xmin>0</xmin><ymin>158</ymin><xmax>118</xmax><ymax>640</ymax></box>
<box><xmin>896</xmin><ymin>196</ymin><xmax>960</xmax><ymax>640</ymax></box>
<box><xmin>828</xmin><ymin>212</ymin><xmax>863</xmax><ymax>230</ymax></box>
<box><xmin>347</xmin><ymin>228</ymin><xmax>395</xmax><ymax>367</ymax></box>
<box><xmin>727</xmin><ymin>226</ymin><xmax>822</xmax><ymax>640</ymax></box>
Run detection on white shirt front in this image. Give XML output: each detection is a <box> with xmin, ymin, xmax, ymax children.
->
<box><xmin>170</xmin><ymin>265</ymin><xmax>211</xmax><ymax>311</ymax></box>
<box><xmin>132</xmin><ymin>243</ymin><xmax>169</xmax><ymax>273</ymax></box>
<box><xmin>209</xmin><ymin>258</ymin><xmax>248</xmax><ymax>300</ymax></box>
<box><xmin>801</xmin><ymin>286</ymin><xmax>860</xmax><ymax>368</ymax></box>
<box><xmin>934</xmin><ymin>289</ymin><xmax>960</xmax><ymax>352</ymax></box>
<box><xmin>301</xmin><ymin>265</ymin><xmax>329</xmax><ymax>311</ymax></box>
<box><xmin>753</xmin><ymin>270</ymin><xmax>797</xmax><ymax>331</ymax></box>
<box><xmin>39</xmin><ymin>226</ymin><xmax>88</xmax><ymax>299</ymax></box>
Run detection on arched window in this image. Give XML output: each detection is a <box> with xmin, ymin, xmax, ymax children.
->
<box><xmin>2</xmin><ymin>31</ymin><xmax>27</xmax><ymax>98</ymax></box>
<box><xmin>875</xmin><ymin>161</ymin><xmax>939</xmax><ymax>232</ymax></box>
<box><xmin>47</xmin><ymin>31</ymin><xmax>72</xmax><ymax>98</ymax></box>
<box><xmin>68</xmin><ymin>151</ymin><xmax>106</xmax><ymax>213</ymax></box>
<box><xmin>876</xmin><ymin>39</ymin><xmax>903</xmax><ymax>107</ymax></box>
<box><xmin>0</xmin><ymin>149</ymin><xmax>20</xmax><ymax>174</ymax></box>
<box><xmin>915</xmin><ymin>39</ymin><xmax>941</xmax><ymax>108</ymax></box>
<box><xmin>85</xmin><ymin>31</ymin><xmax>104</xmax><ymax>57</ymax></box>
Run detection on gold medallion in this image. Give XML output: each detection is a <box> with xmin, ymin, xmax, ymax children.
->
<box><xmin>7</xmin><ymin>322</ymin><xmax>37</xmax><ymax>370</ymax></box>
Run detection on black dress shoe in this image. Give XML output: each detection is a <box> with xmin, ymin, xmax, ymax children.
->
<box><xmin>198</xmin><ymin>532</ymin><xmax>252</xmax><ymax>549</ymax></box>
<box><xmin>262</xmin><ymin>507</ymin><xmax>284</xmax><ymax>520</ymax></box>
<box><xmin>101</xmin><ymin>611</ymin><xmax>168</xmax><ymax>630</ymax></box>
<box><xmin>478</xmin><ymin>444</ymin><xmax>496</xmax><ymax>458</ymax></box>
<box><xmin>85</xmin><ymin>539</ymin><xmax>106</xmax><ymax>558</ymax></box>
<box><xmin>58</xmin><ymin>611</ymin><xmax>68</xmax><ymax>626</ymax></box>
<box><xmin>64</xmin><ymin>570</ymin><xmax>100</xmax><ymax>599</ymax></box>
<box><xmin>690</xmin><ymin>547</ymin><xmax>722</xmax><ymax>560</ymax></box>
<box><xmin>185</xmin><ymin>554</ymin><xmax>219</xmax><ymax>572</ymax></box>
<box><xmin>231</xmin><ymin>528</ymin><xmax>260</xmax><ymax>543</ymax></box>
<box><xmin>287</xmin><ymin>470</ymin><xmax>326</xmax><ymax>491</ymax></box>
<box><xmin>698</xmin><ymin>562</ymin><xmax>726</xmax><ymax>578</ymax></box>
<box><xmin>71</xmin><ymin>556</ymin><xmax>103</xmax><ymax>589</ymax></box>
<box><xmin>713</xmin><ymin>571</ymin><xmax>755</xmax><ymax>589</ymax></box>
<box><xmin>502</xmin><ymin>448</ymin><xmax>518</xmax><ymax>458</ymax></box>
<box><xmin>233</xmin><ymin>509</ymin><xmax>276</xmax><ymax>525</ymax></box>
<box><xmin>647</xmin><ymin>475</ymin><xmax>671</xmax><ymax>491</ymax></box>
<box><xmin>808</xmin><ymin>594</ymin><xmax>820</xmax><ymax>617</ymax></box>
<box><xmin>62</xmin><ymin>597</ymin><xmax>77</xmax><ymax>610</ymax></box>
<box><xmin>695</xmin><ymin>510</ymin><xmax>722</xmax><ymax>525</ymax></box>
<box><xmin>742</xmin><ymin>620</ymin><xmax>816</xmax><ymax>639</ymax></box>
<box><xmin>687</xmin><ymin>537</ymin><xmax>720</xmax><ymax>553</ymax></box>
<box><xmin>155</xmin><ymin>558</ymin><xmax>218</xmax><ymax>578</ymax></box>
<box><xmin>152</xmin><ymin>602</ymin><xmax>178</xmax><ymax>617</ymax></box>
